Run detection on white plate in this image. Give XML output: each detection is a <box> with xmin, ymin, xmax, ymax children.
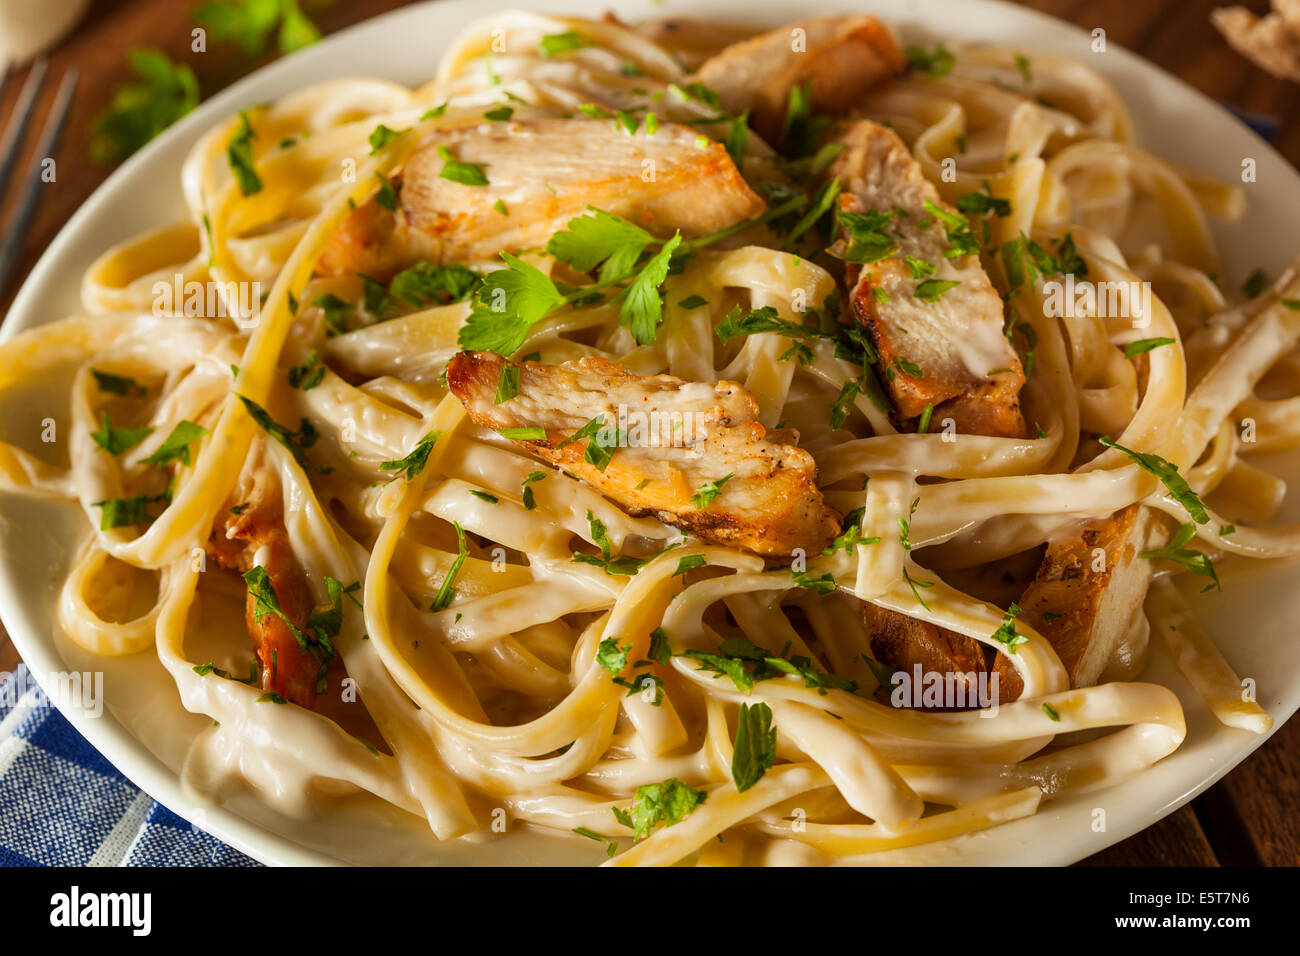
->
<box><xmin>2</xmin><ymin>0</ymin><xmax>1298</xmax><ymax>866</ymax></box>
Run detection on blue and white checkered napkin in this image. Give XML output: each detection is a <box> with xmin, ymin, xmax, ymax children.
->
<box><xmin>0</xmin><ymin>664</ymin><xmax>258</xmax><ymax>867</ymax></box>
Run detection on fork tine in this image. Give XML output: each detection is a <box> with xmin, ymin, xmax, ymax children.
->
<box><xmin>0</xmin><ymin>67</ymin><xmax>77</xmax><ymax>308</ymax></box>
<box><xmin>0</xmin><ymin>58</ymin><xmax>49</xmax><ymax>205</ymax></box>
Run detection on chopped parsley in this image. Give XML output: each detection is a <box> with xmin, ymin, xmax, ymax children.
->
<box><xmin>226</xmin><ymin>110</ymin><xmax>261</xmax><ymax>196</ymax></box>
<box><xmin>990</xmin><ymin>603</ymin><xmax>1028</xmax><ymax>654</ymax></box>
<box><xmin>617</xmin><ymin>778</ymin><xmax>707</xmax><ymax>840</ymax></box>
<box><xmin>538</xmin><ymin>31</ymin><xmax>592</xmax><ymax>57</ymax></box>
<box><xmin>906</xmin><ymin>44</ymin><xmax>955</xmax><ymax>78</ymax></box>
<box><xmin>914</xmin><ymin>278</ymin><xmax>961</xmax><ymax>302</ymax></box>
<box><xmin>1139</xmin><ymin>523</ymin><xmax>1220</xmax><ymax>592</ymax></box>
<box><xmin>1123</xmin><ymin>337</ymin><xmax>1176</xmax><ymax>359</ymax></box>
<box><xmin>91</xmin><ymin>491</ymin><xmax>171</xmax><ymax>530</ymax></box>
<box><xmin>430</xmin><ymin>522</ymin><xmax>468</xmax><ymax>611</ymax></box>
<box><xmin>436</xmin><ymin>145</ymin><xmax>489</xmax><ymax>186</ymax></box>
<box><xmin>731</xmin><ymin>702</ymin><xmax>776</xmax><ymax>793</ymax></box>
<box><xmin>520</xmin><ymin>470</ymin><xmax>547</xmax><ymax>510</ymax></box>
<box><xmin>495</xmin><ymin>365</ymin><xmax>520</xmax><ymax>404</ymax></box>
<box><xmin>380</xmin><ymin>431</ymin><xmax>442</xmax><ymax>481</ymax></box>
<box><xmin>288</xmin><ymin>351</ymin><xmax>326</xmax><ymax>390</ymax></box>
<box><xmin>390</xmin><ymin>262</ymin><xmax>481</xmax><ymax>306</ymax></box>
<box><xmin>690</xmin><ymin>474</ymin><xmax>732</xmax><ymax>509</ymax></box>
<box><xmin>91</xmin><ymin>370</ymin><xmax>146</xmax><ymax>396</ymax></box>
<box><xmin>1098</xmin><ymin>437</ymin><xmax>1208</xmax><ymax>524</ymax></box>
<box><xmin>90</xmin><ymin>413</ymin><xmax>154</xmax><ymax>456</ymax></box>
<box><xmin>138</xmin><ymin>420</ymin><xmax>206</xmax><ymax>467</ymax></box>
<box><xmin>368</xmin><ymin>123</ymin><xmax>406</xmax><ymax>154</ymax></box>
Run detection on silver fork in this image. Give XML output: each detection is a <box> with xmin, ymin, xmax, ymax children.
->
<box><xmin>0</xmin><ymin>59</ymin><xmax>79</xmax><ymax>306</ymax></box>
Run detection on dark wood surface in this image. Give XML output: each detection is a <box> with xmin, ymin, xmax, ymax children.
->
<box><xmin>0</xmin><ymin>0</ymin><xmax>1296</xmax><ymax>866</ymax></box>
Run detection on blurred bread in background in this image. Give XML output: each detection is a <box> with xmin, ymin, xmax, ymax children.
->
<box><xmin>1215</xmin><ymin>0</ymin><xmax>1300</xmax><ymax>81</ymax></box>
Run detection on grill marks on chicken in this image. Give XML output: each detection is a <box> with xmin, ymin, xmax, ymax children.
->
<box><xmin>830</xmin><ymin>120</ymin><xmax>1028</xmax><ymax>439</ymax></box>
<box><xmin>689</xmin><ymin>15</ymin><xmax>908</xmax><ymax>143</ymax></box>
<box><xmin>318</xmin><ymin>118</ymin><xmax>764</xmax><ymax>280</ymax></box>
<box><xmin>446</xmin><ymin>351</ymin><xmax>841</xmax><ymax>556</ymax></box>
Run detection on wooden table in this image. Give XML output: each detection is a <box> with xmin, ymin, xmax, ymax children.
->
<box><xmin>1</xmin><ymin>0</ymin><xmax>1297</xmax><ymax>866</ymax></box>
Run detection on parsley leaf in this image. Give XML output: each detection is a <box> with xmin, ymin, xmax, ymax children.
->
<box><xmin>1123</xmin><ymin>337</ymin><xmax>1175</xmax><ymax>359</ymax></box>
<box><xmin>674</xmin><ymin>554</ymin><xmax>708</xmax><ymax>578</ymax></box>
<box><xmin>914</xmin><ymin>278</ymin><xmax>960</xmax><ymax>302</ymax></box>
<box><xmin>238</xmin><ymin>396</ymin><xmax>316</xmax><ymax>468</ymax></box>
<box><xmin>620</xmin><ymin>232</ymin><xmax>682</xmax><ymax>345</ymax></box>
<box><xmin>390</xmin><ymin>262</ymin><xmax>481</xmax><ymax>306</ymax></box>
<box><xmin>90</xmin><ymin>413</ymin><xmax>154</xmax><ymax>456</ymax></box>
<box><xmin>91</xmin><ymin>491</ymin><xmax>171</xmax><ymax>530</ymax></box>
<box><xmin>539</xmin><ymin>31</ymin><xmax>592</xmax><ymax>57</ymax></box>
<box><xmin>374</xmin><ymin>172</ymin><xmax>398</xmax><ymax>211</ymax></box>
<box><xmin>314</xmin><ymin>293</ymin><xmax>353</xmax><ymax>336</ymax></box>
<box><xmin>546</xmin><ymin>207</ymin><xmax>656</xmax><ymax>283</ymax></box>
<box><xmin>226</xmin><ymin>110</ymin><xmax>262</xmax><ymax>196</ymax></box>
<box><xmin>648</xmin><ymin>627</ymin><xmax>672</xmax><ymax>665</ymax></box>
<box><xmin>195</xmin><ymin>0</ymin><xmax>321</xmax><ymax>57</ymax></box>
<box><xmin>596</xmin><ymin>637</ymin><xmax>630</xmax><ymax>675</ymax></box>
<box><xmin>91</xmin><ymin>370</ymin><xmax>147</xmax><ymax>396</ymax></box>
<box><xmin>1139</xmin><ymin>522</ymin><xmax>1220</xmax><ymax>592</ymax></box>
<box><xmin>835</xmin><ymin>208</ymin><xmax>896</xmax><ymax>263</ymax></box>
<box><xmin>622</xmin><ymin>778</ymin><xmax>707</xmax><ymax>840</ymax></box>
<box><xmin>823</xmin><ymin>507</ymin><xmax>880</xmax><ymax>555</ymax></box>
<box><xmin>287</xmin><ymin>351</ymin><xmax>326</xmax><ymax>390</ymax></box>
<box><xmin>430</xmin><ymin>522</ymin><xmax>468</xmax><ymax>611</ymax></box>
<box><xmin>521</xmin><ymin>469</ymin><xmax>547</xmax><ymax>510</ymax></box>
<box><xmin>906</xmin><ymin>44</ymin><xmax>955</xmax><ymax>78</ymax></box>
<box><xmin>990</xmin><ymin>602</ymin><xmax>1028</xmax><ymax>654</ymax></box>
<box><xmin>732</xmin><ymin>702</ymin><xmax>776</xmax><ymax>793</ymax></box>
<box><xmin>90</xmin><ymin>49</ymin><xmax>199</xmax><ymax>165</ymax></box>
<box><xmin>368</xmin><ymin>123</ymin><xmax>406</xmax><ymax>154</ymax></box>
<box><xmin>691</xmin><ymin>474</ymin><xmax>732</xmax><ymax>509</ymax></box>
<box><xmin>436</xmin><ymin>145</ymin><xmax>488</xmax><ymax>186</ymax></box>
<box><xmin>495</xmin><ymin>365</ymin><xmax>520</xmax><ymax>404</ymax></box>
<box><xmin>380</xmin><ymin>431</ymin><xmax>442</xmax><ymax>481</ymax></box>
<box><xmin>138</xmin><ymin>420</ymin><xmax>206</xmax><ymax>467</ymax></box>
<box><xmin>955</xmin><ymin>192</ymin><xmax>1012</xmax><ymax>217</ymax></box>
<box><xmin>829</xmin><ymin>379</ymin><xmax>860</xmax><ymax>429</ymax></box>
<box><xmin>1098</xmin><ymin>437</ymin><xmax>1208</xmax><ymax>524</ymax></box>
<box><xmin>459</xmin><ymin>253</ymin><xmax>566</xmax><ymax>354</ymax></box>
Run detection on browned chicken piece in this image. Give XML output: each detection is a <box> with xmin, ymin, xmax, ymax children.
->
<box><xmin>446</xmin><ymin>351</ymin><xmax>840</xmax><ymax>556</ymax></box>
<box><xmin>318</xmin><ymin>118</ymin><xmax>764</xmax><ymax>280</ymax></box>
<box><xmin>994</xmin><ymin>504</ymin><xmax>1156</xmax><ymax>702</ymax></box>
<box><xmin>689</xmin><ymin>15</ymin><xmax>908</xmax><ymax>142</ymax></box>
<box><xmin>624</xmin><ymin>16</ymin><xmax>758</xmax><ymax>71</ymax></box>
<box><xmin>831</xmin><ymin>120</ymin><xmax>1027</xmax><ymax>438</ymax></box>
<box><xmin>862</xmin><ymin>601</ymin><xmax>987</xmax><ymax>708</ymax></box>
<box><xmin>208</xmin><ymin>446</ymin><xmax>331</xmax><ymax>708</ymax></box>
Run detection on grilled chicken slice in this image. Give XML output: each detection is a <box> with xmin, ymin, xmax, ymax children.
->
<box><xmin>862</xmin><ymin>601</ymin><xmax>987</xmax><ymax>708</ymax></box>
<box><xmin>831</xmin><ymin>120</ymin><xmax>1027</xmax><ymax>438</ymax></box>
<box><xmin>994</xmin><ymin>505</ymin><xmax>1156</xmax><ymax>702</ymax></box>
<box><xmin>447</xmin><ymin>351</ymin><xmax>840</xmax><ymax>556</ymax></box>
<box><xmin>318</xmin><ymin>118</ymin><xmax>764</xmax><ymax>280</ymax></box>
<box><xmin>208</xmin><ymin>445</ymin><xmax>329</xmax><ymax>707</ymax></box>
<box><xmin>689</xmin><ymin>15</ymin><xmax>908</xmax><ymax>143</ymax></box>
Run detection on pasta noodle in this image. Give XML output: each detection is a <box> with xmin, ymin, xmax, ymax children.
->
<box><xmin>0</xmin><ymin>10</ymin><xmax>1292</xmax><ymax>865</ymax></box>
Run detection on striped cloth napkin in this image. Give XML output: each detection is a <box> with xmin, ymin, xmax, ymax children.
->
<box><xmin>0</xmin><ymin>664</ymin><xmax>258</xmax><ymax>867</ymax></box>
